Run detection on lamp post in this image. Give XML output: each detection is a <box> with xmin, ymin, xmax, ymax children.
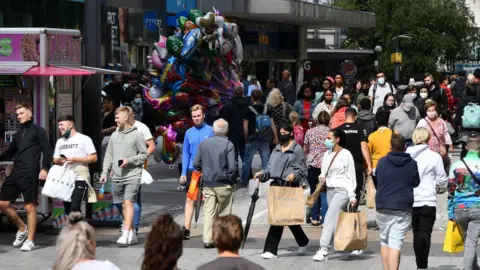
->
<box><xmin>392</xmin><ymin>35</ymin><xmax>412</xmax><ymax>84</ymax></box>
<box><xmin>374</xmin><ymin>45</ymin><xmax>382</xmax><ymax>73</ymax></box>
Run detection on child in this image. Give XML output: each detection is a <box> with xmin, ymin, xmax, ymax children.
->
<box><xmin>289</xmin><ymin>111</ymin><xmax>304</xmax><ymax>147</ymax></box>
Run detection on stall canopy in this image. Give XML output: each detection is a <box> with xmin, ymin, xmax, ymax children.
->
<box><xmin>0</xmin><ymin>64</ymin><xmax>124</xmax><ymax>76</ymax></box>
<box><xmin>24</xmin><ymin>66</ymin><xmax>95</xmax><ymax>76</ymax></box>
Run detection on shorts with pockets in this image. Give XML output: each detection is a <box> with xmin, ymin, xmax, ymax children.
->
<box><xmin>113</xmin><ymin>178</ymin><xmax>141</xmax><ymax>204</ymax></box>
<box><xmin>0</xmin><ymin>171</ymin><xmax>38</xmax><ymax>204</ymax></box>
<box><xmin>377</xmin><ymin>209</ymin><xmax>412</xmax><ymax>251</ymax></box>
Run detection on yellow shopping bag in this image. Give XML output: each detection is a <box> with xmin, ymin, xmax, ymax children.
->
<box><xmin>443</xmin><ymin>220</ymin><xmax>464</xmax><ymax>253</ymax></box>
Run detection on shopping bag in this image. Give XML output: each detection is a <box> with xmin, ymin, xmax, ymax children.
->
<box><xmin>187</xmin><ymin>171</ymin><xmax>202</xmax><ymax>201</ymax></box>
<box><xmin>42</xmin><ymin>164</ymin><xmax>77</xmax><ymax>201</ymax></box>
<box><xmin>268</xmin><ymin>185</ymin><xmax>305</xmax><ymax>226</ymax></box>
<box><xmin>306</xmin><ymin>182</ymin><xmax>322</xmax><ymax>207</ymax></box>
<box><xmin>334</xmin><ymin>207</ymin><xmax>367</xmax><ymax>251</ymax></box>
<box><xmin>140</xmin><ymin>169</ymin><xmax>153</xmax><ymax>185</ymax></box>
<box><xmin>443</xmin><ymin>220</ymin><xmax>464</xmax><ymax>253</ymax></box>
<box><xmin>366</xmin><ymin>176</ymin><xmax>376</xmax><ymax>209</ymax></box>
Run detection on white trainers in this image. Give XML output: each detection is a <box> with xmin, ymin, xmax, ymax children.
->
<box><xmin>297</xmin><ymin>242</ymin><xmax>309</xmax><ymax>255</ymax></box>
<box><xmin>128</xmin><ymin>230</ymin><xmax>138</xmax><ymax>245</ymax></box>
<box><xmin>116</xmin><ymin>230</ymin><xmax>129</xmax><ymax>246</ymax></box>
<box><xmin>20</xmin><ymin>240</ymin><xmax>35</xmax><ymax>251</ymax></box>
<box><xmin>261</xmin><ymin>252</ymin><xmax>278</xmax><ymax>259</ymax></box>
<box><xmin>13</xmin><ymin>228</ymin><xmax>28</xmax><ymax>247</ymax></box>
<box><xmin>350</xmin><ymin>250</ymin><xmax>363</xmax><ymax>256</ymax></box>
<box><xmin>312</xmin><ymin>248</ymin><xmax>328</xmax><ymax>261</ymax></box>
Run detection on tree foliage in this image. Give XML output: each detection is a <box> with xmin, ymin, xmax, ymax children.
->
<box><xmin>332</xmin><ymin>0</ymin><xmax>479</xmax><ymax>79</ymax></box>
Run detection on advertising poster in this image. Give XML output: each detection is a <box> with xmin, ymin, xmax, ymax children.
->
<box><xmin>92</xmin><ymin>178</ymin><xmax>122</xmax><ymax>222</ymax></box>
<box><xmin>0</xmin><ymin>34</ymin><xmax>40</xmax><ymax>62</ymax></box>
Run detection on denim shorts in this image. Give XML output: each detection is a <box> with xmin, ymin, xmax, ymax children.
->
<box><xmin>113</xmin><ymin>178</ymin><xmax>141</xmax><ymax>204</ymax></box>
<box><xmin>377</xmin><ymin>209</ymin><xmax>412</xmax><ymax>251</ymax></box>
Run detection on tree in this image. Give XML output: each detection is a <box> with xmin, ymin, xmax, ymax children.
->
<box><xmin>332</xmin><ymin>0</ymin><xmax>479</xmax><ymax>79</ymax></box>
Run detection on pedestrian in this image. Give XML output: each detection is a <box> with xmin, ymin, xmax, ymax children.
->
<box><xmin>389</xmin><ymin>94</ymin><xmax>421</xmax><ymax>147</ymax></box>
<box><xmin>51</xmin><ymin>212</ymin><xmax>120</xmax><ymax>270</ymax></box>
<box><xmin>424</xmin><ymin>73</ymin><xmax>449</xmax><ymax>117</ymax></box>
<box><xmin>333</xmin><ymin>73</ymin><xmax>348</xmax><ymax>98</ymax></box>
<box><xmin>101</xmin><ymin>96</ymin><xmax>117</xmax><ymax>162</ymax></box>
<box><xmin>122</xmin><ymin>74</ymin><xmax>140</xmax><ymax>106</ymax></box>
<box><xmin>355</xmin><ymin>81</ymin><xmax>370</xmax><ymax>109</ymax></box>
<box><xmin>0</xmin><ymin>103</ymin><xmax>52</xmax><ymax>251</ymax></box>
<box><xmin>242</xmin><ymin>90</ymin><xmax>278</xmax><ymax>187</ymax></box>
<box><xmin>100</xmin><ymin>106</ymin><xmax>147</xmax><ymax>246</ymax></box>
<box><xmin>266</xmin><ymin>88</ymin><xmax>292</xmax><ymax>152</ymax></box>
<box><xmin>375</xmin><ymin>93</ymin><xmax>397</xmax><ymax>116</ymax></box>
<box><xmin>278</xmin><ymin>70</ymin><xmax>296</xmax><ymax>105</ymax></box>
<box><xmin>130</xmin><ymin>91</ymin><xmax>144</xmax><ymax>122</ymax></box>
<box><xmin>406</xmin><ymin>128</ymin><xmax>448</xmax><ymax>270</ymax></box>
<box><xmin>289</xmin><ymin>112</ymin><xmax>304</xmax><ymax>147</ymax></box>
<box><xmin>314</xmin><ymin>78</ymin><xmax>334</xmax><ymax>104</ymax></box>
<box><xmin>352</xmin><ymin>80</ymin><xmax>363</xmax><ymax>105</ymax></box>
<box><xmin>180</xmin><ymin>105</ymin><xmax>214</xmax><ymax>239</ymax></box>
<box><xmin>414</xmin><ymin>85</ymin><xmax>429</xmax><ymax>119</ymax></box>
<box><xmin>142</xmin><ymin>213</ymin><xmax>183</xmax><ymax>270</ymax></box>
<box><xmin>312</xmin><ymin>88</ymin><xmax>337</xmax><ymax>121</ymax></box>
<box><xmin>439</xmin><ymin>76</ymin><xmax>455</xmax><ymax>114</ymax></box>
<box><xmin>197</xmin><ymin>215</ymin><xmax>265</xmax><ymax>270</ymax></box>
<box><xmin>293</xmin><ymin>83</ymin><xmax>316</xmax><ymax>132</ymax></box>
<box><xmin>367</xmin><ymin>111</ymin><xmax>395</xmax><ymax>186</ymax></box>
<box><xmin>451</xmin><ymin>70</ymin><xmax>467</xmax><ymax>99</ymax></box>
<box><xmin>342</xmin><ymin>92</ymin><xmax>358</xmax><ymax>112</ymax></box>
<box><xmin>116</xmin><ymin>107</ymin><xmax>156</xmax><ymax>236</ymax></box>
<box><xmin>255</xmin><ymin>124</ymin><xmax>309</xmax><ymax>259</ymax></box>
<box><xmin>53</xmin><ymin>115</ymin><xmax>97</xmax><ymax>216</ymax></box>
<box><xmin>416</xmin><ymin>100</ymin><xmax>454</xmax><ymax>158</ymax></box>
<box><xmin>304</xmin><ymin>111</ymin><xmax>330</xmax><ymax>225</ymax></box>
<box><xmin>376</xmin><ymin>134</ymin><xmax>420</xmax><ymax>270</ymax></box>
<box><xmin>313</xmin><ymin>128</ymin><xmax>357</xmax><ymax>261</ymax></box>
<box><xmin>329</xmin><ymin>97</ymin><xmax>350</xmax><ymax>129</ymax></box>
<box><xmin>263</xmin><ymin>77</ymin><xmax>277</xmax><ymax>104</ymax></box>
<box><xmin>103</xmin><ymin>74</ymin><xmax>124</xmax><ymax>107</ymax></box>
<box><xmin>247</xmin><ymin>76</ymin><xmax>261</xmax><ymax>97</ymax></box>
<box><xmin>193</xmin><ymin>119</ymin><xmax>237</xmax><ymax>248</ymax></box>
<box><xmin>448</xmin><ymin>134</ymin><xmax>480</xmax><ymax>270</ymax></box>
<box><xmin>220</xmin><ymin>84</ymin><xmax>249</xmax><ymax>163</ymax></box>
<box><xmin>455</xmin><ymin>80</ymin><xmax>480</xmax><ymax>158</ymax></box>
<box><xmin>369</xmin><ymin>71</ymin><xmax>397</xmax><ymax>113</ymax></box>
<box><xmin>356</xmin><ymin>98</ymin><xmax>377</xmax><ymax>138</ymax></box>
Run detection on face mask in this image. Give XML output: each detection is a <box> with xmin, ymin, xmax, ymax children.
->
<box><xmin>410</xmin><ymin>93</ymin><xmax>417</xmax><ymax>99</ymax></box>
<box><xmin>279</xmin><ymin>134</ymin><xmax>291</xmax><ymax>144</ymax></box>
<box><xmin>134</xmin><ymin>98</ymin><xmax>142</xmax><ymax>104</ymax></box>
<box><xmin>427</xmin><ymin>111</ymin><xmax>437</xmax><ymax>119</ymax></box>
<box><xmin>325</xmin><ymin>139</ymin><xmax>335</xmax><ymax>150</ymax></box>
<box><xmin>64</xmin><ymin>128</ymin><xmax>71</xmax><ymax>139</ymax></box>
<box><xmin>420</xmin><ymin>92</ymin><xmax>428</xmax><ymax>99</ymax></box>
<box><xmin>377</xmin><ymin>77</ymin><xmax>385</xmax><ymax>85</ymax></box>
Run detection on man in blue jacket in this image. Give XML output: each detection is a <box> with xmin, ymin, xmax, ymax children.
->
<box><xmin>376</xmin><ymin>134</ymin><xmax>420</xmax><ymax>270</ymax></box>
<box><xmin>180</xmin><ymin>105</ymin><xmax>214</xmax><ymax>240</ymax></box>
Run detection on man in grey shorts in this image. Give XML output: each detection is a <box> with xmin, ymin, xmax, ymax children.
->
<box><xmin>101</xmin><ymin>106</ymin><xmax>147</xmax><ymax>246</ymax></box>
<box><xmin>375</xmin><ymin>134</ymin><xmax>420</xmax><ymax>270</ymax></box>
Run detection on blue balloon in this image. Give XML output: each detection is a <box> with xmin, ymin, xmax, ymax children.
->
<box><xmin>181</xmin><ymin>28</ymin><xmax>202</xmax><ymax>61</ymax></box>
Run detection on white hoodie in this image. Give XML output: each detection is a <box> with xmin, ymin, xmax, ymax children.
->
<box><xmin>406</xmin><ymin>144</ymin><xmax>448</xmax><ymax>207</ymax></box>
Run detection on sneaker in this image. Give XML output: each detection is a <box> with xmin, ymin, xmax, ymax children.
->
<box><xmin>261</xmin><ymin>252</ymin><xmax>277</xmax><ymax>259</ymax></box>
<box><xmin>350</xmin><ymin>250</ymin><xmax>363</xmax><ymax>256</ymax></box>
<box><xmin>297</xmin><ymin>242</ymin><xmax>309</xmax><ymax>255</ymax></box>
<box><xmin>117</xmin><ymin>230</ymin><xmax>129</xmax><ymax>246</ymax></box>
<box><xmin>119</xmin><ymin>220</ymin><xmax>124</xmax><ymax>233</ymax></box>
<box><xmin>128</xmin><ymin>230</ymin><xmax>138</xmax><ymax>245</ymax></box>
<box><xmin>204</xmin><ymin>243</ymin><xmax>215</xmax><ymax>249</ymax></box>
<box><xmin>13</xmin><ymin>228</ymin><xmax>28</xmax><ymax>247</ymax></box>
<box><xmin>183</xmin><ymin>227</ymin><xmax>190</xmax><ymax>240</ymax></box>
<box><xmin>312</xmin><ymin>248</ymin><xmax>328</xmax><ymax>261</ymax></box>
<box><xmin>20</xmin><ymin>240</ymin><xmax>35</xmax><ymax>251</ymax></box>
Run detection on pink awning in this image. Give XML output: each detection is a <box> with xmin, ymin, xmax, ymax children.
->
<box><xmin>23</xmin><ymin>66</ymin><xmax>95</xmax><ymax>76</ymax></box>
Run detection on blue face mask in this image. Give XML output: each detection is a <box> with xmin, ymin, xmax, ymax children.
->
<box><xmin>377</xmin><ymin>77</ymin><xmax>385</xmax><ymax>85</ymax></box>
<box><xmin>325</xmin><ymin>139</ymin><xmax>335</xmax><ymax>150</ymax></box>
<box><xmin>410</xmin><ymin>93</ymin><xmax>417</xmax><ymax>99</ymax></box>
<box><xmin>134</xmin><ymin>98</ymin><xmax>142</xmax><ymax>104</ymax></box>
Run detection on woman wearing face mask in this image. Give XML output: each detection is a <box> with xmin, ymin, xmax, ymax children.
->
<box><xmin>313</xmin><ymin>128</ymin><xmax>357</xmax><ymax>262</ymax></box>
<box><xmin>415</xmin><ymin>86</ymin><xmax>429</xmax><ymax>118</ymax></box>
<box><xmin>255</xmin><ymin>124</ymin><xmax>309</xmax><ymax>259</ymax></box>
<box><xmin>131</xmin><ymin>91</ymin><xmax>144</xmax><ymax>122</ymax></box>
<box><xmin>416</xmin><ymin>101</ymin><xmax>454</xmax><ymax>159</ymax></box>
<box><xmin>313</xmin><ymin>89</ymin><xmax>337</xmax><ymax>124</ymax></box>
<box><xmin>293</xmin><ymin>84</ymin><xmax>317</xmax><ymax>132</ymax></box>
<box><xmin>314</xmin><ymin>78</ymin><xmax>335</xmax><ymax>103</ymax></box>
<box><xmin>375</xmin><ymin>93</ymin><xmax>397</xmax><ymax>116</ymax></box>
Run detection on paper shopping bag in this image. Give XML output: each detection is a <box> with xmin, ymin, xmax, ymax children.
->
<box><xmin>268</xmin><ymin>185</ymin><xmax>305</xmax><ymax>226</ymax></box>
<box><xmin>187</xmin><ymin>171</ymin><xmax>202</xmax><ymax>201</ymax></box>
<box><xmin>443</xmin><ymin>220</ymin><xmax>464</xmax><ymax>253</ymax></box>
<box><xmin>366</xmin><ymin>176</ymin><xmax>376</xmax><ymax>209</ymax></box>
<box><xmin>334</xmin><ymin>210</ymin><xmax>367</xmax><ymax>251</ymax></box>
<box><xmin>306</xmin><ymin>182</ymin><xmax>323</xmax><ymax>207</ymax></box>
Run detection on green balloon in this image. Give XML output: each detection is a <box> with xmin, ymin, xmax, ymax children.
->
<box><xmin>167</xmin><ymin>36</ymin><xmax>183</xmax><ymax>57</ymax></box>
<box><xmin>188</xmin><ymin>9</ymin><xmax>203</xmax><ymax>23</ymax></box>
<box><xmin>177</xmin><ymin>16</ymin><xmax>188</xmax><ymax>30</ymax></box>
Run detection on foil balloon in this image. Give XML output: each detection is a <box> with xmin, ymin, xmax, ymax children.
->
<box><xmin>154</xmin><ymin>125</ymin><xmax>180</xmax><ymax>164</ymax></box>
<box><xmin>148</xmin><ymin>85</ymin><xmax>162</xmax><ymax>99</ymax></box>
<box><xmin>181</xmin><ymin>28</ymin><xmax>202</xmax><ymax>61</ymax></box>
<box><xmin>177</xmin><ymin>16</ymin><xmax>188</xmax><ymax>31</ymax></box>
<box><xmin>167</xmin><ymin>36</ymin><xmax>184</xmax><ymax>57</ymax></box>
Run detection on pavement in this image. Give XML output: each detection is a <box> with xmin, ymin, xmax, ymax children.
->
<box><xmin>0</xmin><ymin>149</ymin><xmax>468</xmax><ymax>269</ymax></box>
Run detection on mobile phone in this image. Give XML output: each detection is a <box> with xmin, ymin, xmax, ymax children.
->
<box><xmin>60</xmin><ymin>154</ymin><xmax>67</xmax><ymax>159</ymax></box>
<box><xmin>118</xmin><ymin>160</ymin><xmax>123</xmax><ymax>167</ymax></box>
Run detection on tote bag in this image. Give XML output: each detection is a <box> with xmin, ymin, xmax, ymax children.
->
<box><xmin>42</xmin><ymin>164</ymin><xmax>77</xmax><ymax>201</ymax></box>
<box><xmin>443</xmin><ymin>220</ymin><xmax>464</xmax><ymax>253</ymax></box>
<box><xmin>334</xmin><ymin>206</ymin><xmax>367</xmax><ymax>251</ymax></box>
<box><xmin>268</xmin><ymin>185</ymin><xmax>305</xmax><ymax>226</ymax></box>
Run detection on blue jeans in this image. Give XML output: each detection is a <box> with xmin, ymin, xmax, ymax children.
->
<box><xmin>115</xmin><ymin>185</ymin><xmax>142</xmax><ymax>230</ymax></box>
<box><xmin>241</xmin><ymin>139</ymin><xmax>270</xmax><ymax>184</ymax></box>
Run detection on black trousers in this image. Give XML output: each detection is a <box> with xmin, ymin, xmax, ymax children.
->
<box><xmin>263</xmin><ymin>225</ymin><xmax>309</xmax><ymax>255</ymax></box>
<box><xmin>354</xmin><ymin>162</ymin><xmax>365</xmax><ymax>202</ymax></box>
<box><xmin>412</xmin><ymin>206</ymin><xmax>436</xmax><ymax>269</ymax></box>
<box><xmin>64</xmin><ymin>181</ymin><xmax>87</xmax><ymax>215</ymax></box>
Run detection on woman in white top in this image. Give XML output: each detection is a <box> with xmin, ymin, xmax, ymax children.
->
<box><xmin>51</xmin><ymin>212</ymin><xmax>120</xmax><ymax>270</ymax></box>
<box><xmin>313</xmin><ymin>128</ymin><xmax>357</xmax><ymax>262</ymax></box>
<box><xmin>405</xmin><ymin>127</ymin><xmax>448</xmax><ymax>270</ymax></box>
<box><xmin>312</xmin><ymin>89</ymin><xmax>337</xmax><ymax>122</ymax></box>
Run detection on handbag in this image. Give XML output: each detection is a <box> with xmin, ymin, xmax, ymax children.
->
<box><xmin>141</xmin><ymin>169</ymin><xmax>153</xmax><ymax>185</ymax></box>
<box><xmin>42</xmin><ymin>163</ymin><xmax>77</xmax><ymax>201</ymax></box>
<box><xmin>310</xmin><ymin>148</ymin><xmax>342</xmax><ymax>200</ymax></box>
<box><xmin>443</xmin><ymin>220</ymin><xmax>464</xmax><ymax>253</ymax></box>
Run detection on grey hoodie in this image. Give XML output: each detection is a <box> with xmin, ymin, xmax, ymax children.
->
<box><xmin>388</xmin><ymin>105</ymin><xmax>420</xmax><ymax>139</ymax></box>
<box><xmin>101</xmin><ymin>126</ymin><xmax>147</xmax><ymax>181</ymax></box>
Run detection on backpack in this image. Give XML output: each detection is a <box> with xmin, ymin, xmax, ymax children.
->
<box><xmin>356</xmin><ymin>117</ymin><xmax>377</xmax><ymax>138</ymax></box>
<box><xmin>293</xmin><ymin>124</ymin><xmax>304</xmax><ymax>146</ymax></box>
<box><xmin>462</xmin><ymin>102</ymin><xmax>480</xmax><ymax>129</ymax></box>
<box><xmin>453</xmin><ymin>77</ymin><xmax>467</xmax><ymax>99</ymax></box>
<box><xmin>248</xmin><ymin>105</ymin><xmax>271</xmax><ymax>140</ymax></box>
<box><xmin>372</xmin><ymin>83</ymin><xmax>394</xmax><ymax>109</ymax></box>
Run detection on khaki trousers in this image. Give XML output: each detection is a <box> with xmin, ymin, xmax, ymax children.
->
<box><xmin>202</xmin><ymin>185</ymin><xmax>235</xmax><ymax>244</ymax></box>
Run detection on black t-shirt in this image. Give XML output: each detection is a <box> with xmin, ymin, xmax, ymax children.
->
<box><xmin>102</xmin><ymin>111</ymin><xmax>116</xmax><ymax>134</ymax></box>
<box><xmin>197</xmin><ymin>257</ymin><xmax>265</xmax><ymax>270</ymax></box>
<box><xmin>338</xmin><ymin>123</ymin><xmax>366</xmax><ymax>163</ymax></box>
<box><xmin>244</xmin><ymin>104</ymin><xmax>271</xmax><ymax>138</ymax></box>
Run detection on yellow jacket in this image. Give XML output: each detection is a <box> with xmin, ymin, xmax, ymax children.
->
<box><xmin>368</xmin><ymin>128</ymin><xmax>395</xmax><ymax>169</ymax></box>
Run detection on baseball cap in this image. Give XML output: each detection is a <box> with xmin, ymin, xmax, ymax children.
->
<box><xmin>402</xmin><ymin>94</ymin><xmax>414</xmax><ymax>105</ymax></box>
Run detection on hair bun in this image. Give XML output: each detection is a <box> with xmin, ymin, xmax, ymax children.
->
<box><xmin>68</xmin><ymin>212</ymin><xmax>83</xmax><ymax>224</ymax></box>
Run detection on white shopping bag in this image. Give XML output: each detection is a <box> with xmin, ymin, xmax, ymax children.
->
<box><xmin>42</xmin><ymin>164</ymin><xmax>77</xmax><ymax>201</ymax></box>
<box><xmin>141</xmin><ymin>169</ymin><xmax>153</xmax><ymax>185</ymax></box>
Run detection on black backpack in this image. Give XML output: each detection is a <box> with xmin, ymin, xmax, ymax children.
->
<box><xmin>356</xmin><ymin>117</ymin><xmax>377</xmax><ymax>139</ymax></box>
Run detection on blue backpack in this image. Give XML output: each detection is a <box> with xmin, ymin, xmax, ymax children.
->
<box><xmin>248</xmin><ymin>105</ymin><xmax>271</xmax><ymax>139</ymax></box>
<box><xmin>462</xmin><ymin>102</ymin><xmax>480</xmax><ymax>129</ymax></box>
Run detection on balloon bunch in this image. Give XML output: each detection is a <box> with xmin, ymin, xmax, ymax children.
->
<box><xmin>146</xmin><ymin>8</ymin><xmax>243</xmax><ymax>164</ymax></box>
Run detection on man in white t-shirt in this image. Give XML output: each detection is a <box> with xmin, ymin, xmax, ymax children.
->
<box><xmin>369</xmin><ymin>71</ymin><xmax>397</xmax><ymax>113</ymax></box>
<box><xmin>53</xmin><ymin>115</ymin><xmax>98</xmax><ymax>215</ymax></box>
<box><xmin>115</xmin><ymin>106</ymin><xmax>155</xmax><ymax>235</ymax></box>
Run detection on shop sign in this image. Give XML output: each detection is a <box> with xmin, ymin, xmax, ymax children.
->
<box><xmin>48</xmin><ymin>34</ymin><xmax>81</xmax><ymax>65</ymax></box>
<box><xmin>144</xmin><ymin>11</ymin><xmax>160</xmax><ymax>32</ymax></box>
<box><xmin>340</xmin><ymin>62</ymin><xmax>357</xmax><ymax>79</ymax></box>
<box><xmin>304</xmin><ymin>60</ymin><xmax>311</xmax><ymax>71</ymax></box>
<box><xmin>0</xmin><ymin>34</ymin><xmax>40</xmax><ymax>62</ymax></box>
<box><xmin>0</xmin><ymin>76</ymin><xmax>18</xmax><ymax>87</ymax></box>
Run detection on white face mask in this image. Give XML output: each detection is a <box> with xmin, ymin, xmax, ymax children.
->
<box><xmin>427</xmin><ymin>111</ymin><xmax>437</xmax><ymax>119</ymax></box>
<box><xmin>420</xmin><ymin>92</ymin><xmax>428</xmax><ymax>99</ymax></box>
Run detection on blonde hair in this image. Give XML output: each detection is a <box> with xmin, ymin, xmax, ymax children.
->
<box><xmin>412</xmin><ymin>127</ymin><xmax>431</xmax><ymax>145</ymax></box>
<box><xmin>190</xmin><ymin>104</ymin><xmax>205</xmax><ymax>113</ymax></box>
<box><xmin>115</xmin><ymin>106</ymin><xmax>130</xmax><ymax>115</ymax></box>
<box><xmin>52</xmin><ymin>212</ymin><xmax>96</xmax><ymax>270</ymax></box>
<box><xmin>266</xmin><ymin>88</ymin><xmax>283</xmax><ymax>107</ymax></box>
<box><xmin>289</xmin><ymin>111</ymin><xmax>300</xmax><ymax>125</ymax></box>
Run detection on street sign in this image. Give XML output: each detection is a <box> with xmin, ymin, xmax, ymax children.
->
<box><xmin>391</xmin><ymin>53</ymin><xmax>402</xmax><ymax>64</ymax></box>
<box><xmin>304</xmin><ymin>60</ymin><xmax>311</xmax><ymax>71</ymax></box>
